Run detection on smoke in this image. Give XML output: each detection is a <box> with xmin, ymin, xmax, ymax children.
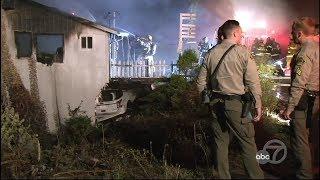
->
<box><xmin>33</xmin><ymin>0</ymin><xmax>319</xmax><ymax>61</ymax></box>
<box><xmin>34</xmin><ymin>0</ymin><xmax>97</xmax><ymax>22</ymax></box>
<box><xmin>196</xmin><ymin>0</ymin><xmax>319</xmax><ymax>56</ymax></box>
<box><xmin>76</xmin><ymin>0</ymin><xmax>190</xmax><ymax>62</ymax></box>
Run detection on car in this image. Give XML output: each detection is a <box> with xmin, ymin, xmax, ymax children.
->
<box><xmin>95</xmin><ymin>89</ymin><xmax>136</xmax><ymax>123</ymax></box>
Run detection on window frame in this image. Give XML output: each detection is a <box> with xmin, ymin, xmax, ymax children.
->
<box><xmin>80</xmin><ymin>35</ymin><xmax>93</xmax><ymax>50</ymax></box>
<box><xmin>35</xmin><ymin>33</ymin><xmax>65</xmax><ymax>64</ymax></box>
<box><xmin>14</xmin><ymin>31</ymin><xmax>33</xmax><ymax>58</ymax></box>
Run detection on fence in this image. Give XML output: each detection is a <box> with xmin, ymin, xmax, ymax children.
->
<box><xmin>111</xmin><ymin>60</ymin><xmax>178</xmax><ymax>78</ymax></box>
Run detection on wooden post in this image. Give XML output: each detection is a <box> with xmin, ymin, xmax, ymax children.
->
<box><xmin>116</xmin><ymin>61</ymin><xmax>120</xmax><ymax>77</ymax></box>
<box><xmin>120</xmin><ymin>61</ymin><xmax>123</xmax><ymax>77</ymax></box>
<box><xmin>141</xmin><ymin>60</ymin><xmax>144</xmax><ymax>77</ymax></box>
<box><xmin>162</xmin><ymin>60</ymin><xmax>166</xmax><ymax>77</ymax></box>
<box><xmin>133</xmin><ymin>61</ymin><xmax>136</xmax><ymax>78</ymax></box>
<box><xmin>125</xmin><ymin>61</ymin><xmax>128</xmax><ymax>78</ymax></box>
<box><xmin>151</xmin><ymin>60</ymin><xmax>158</xmax><ymax>77</ymax></box>
<box><xmin>171</xmin><ymin>61</ymin><xmax>174</xmax><ymax>75</ymax></box>
<box><xmin>137</xmin><ymin>61</ymin><xmax>140</xmax><ymax>78</ymax></box>
<box><xmin>129</xmin><ymin>60</ymin><xmax>132</xmax><ymax>78</ymax></box>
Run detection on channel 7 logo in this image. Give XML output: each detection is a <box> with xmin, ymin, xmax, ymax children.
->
<box><xmin>256</xmin><ymin>139</ymin><xmax>287</xmax><ymax>164</ymax></box>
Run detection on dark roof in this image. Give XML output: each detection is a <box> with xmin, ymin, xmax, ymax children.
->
<box><xmin>24</xmin><ymin>0</ymin><xmax>118</xmax><ymax>35</ymax></box>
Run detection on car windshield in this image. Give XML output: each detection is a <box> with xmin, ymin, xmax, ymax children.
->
<box><xmin>100</xmin><ymin>89</ymin><xmax>123</xmax><ymax>101</ymax></box>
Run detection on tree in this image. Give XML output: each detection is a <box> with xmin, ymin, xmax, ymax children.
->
<box><xmin>177</xmin><ymin>49</ymin><xmax>198</xmax><ymax>78</ymax></box>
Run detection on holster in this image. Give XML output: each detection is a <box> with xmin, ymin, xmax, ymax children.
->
<box><xmin>295</xmin><ymin>91</ymin><xmax>309</xmax><ymax>111</ymax></box>
<box><xmin>306</xmin><ymin>95</ymin><xmax>315</xmax><ymax>128</ymax></box>
<box><xmin>295</xmin><ymin>90</ymin><xmax>318</xmax><ymax>129</ymax></box>
<box><xmin>201</xmin><ymin>89</ymin><xmax>211</xmax><ymax>104</ymax></box>
<box><xmin>241</xmin><ymin>91</ymin><xmax>254</xmax><ymax>118</ymax></box>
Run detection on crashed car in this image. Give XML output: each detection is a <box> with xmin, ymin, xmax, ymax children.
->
<box><xmin>95</xmin><ymin>89</ymin><xmax>136</xmax><ymax>123</ymax></box>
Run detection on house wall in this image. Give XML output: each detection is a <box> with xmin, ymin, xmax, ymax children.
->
<box><xmin>3</xmin><ymin>1</ymin><xmax>110</xmax><ymax>133</ymax></box>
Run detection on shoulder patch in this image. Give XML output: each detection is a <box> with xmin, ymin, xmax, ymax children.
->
<box><xmin>296</xmin><ymin>56</ymin><xmax>305</xmax><ymax>65</ymax></box>
<box><xmin>296</xmin><ymin>67</ymin><xmax>302</xmax><ymax>76</ymax></box>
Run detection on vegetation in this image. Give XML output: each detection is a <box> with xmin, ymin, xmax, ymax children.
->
<box><xmin>1</xmin><ymin>107</ymin><xmax>40</xmax><ymax>178</ymax></box>
<box><xmin>1</xmin><ymin>26</ymin><xmax>294</xmax><ymax>179</ymax></box>
<box><xmin>177</xmin><ymin>49</ymin><xmax>199</xmax><ymax>78</ymax></box>
<box><xmin>257</xmin><ymin>63</ymin><xmax>279</xmax><ymax>113</ymax></box>
<box><xmin>256</xmin><ymin>57</ymin><xmax>291</xmax><ymax>146</ymax></box>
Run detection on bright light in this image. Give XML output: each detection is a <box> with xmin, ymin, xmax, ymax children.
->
<box><xmin>276</xmin><ymin>92</ymin><xmax>280</xmax><ymax>99</ymax></box>
<box><xmin>234</xmin><ymin>10</ymin><xmax>267</xmax><ymax>31</ymax></box>
<box><xmin>234</xmin><ymin>11</ymin><xmax>253</xmax><ymax>31</ymax></box>
<box><xmin>266</xmin><ymin>110</ymin><xmax>290</xmax><ymax>126</ymax></box>
<box><xmin>274</xmin><ymin>60</ymin><xmax>283</xmax><ymax>66</ymax></box>
<box><xmin>255</xmin><ymin>20</ymin><xmax>267</xmax><ymax>29</ymax></box>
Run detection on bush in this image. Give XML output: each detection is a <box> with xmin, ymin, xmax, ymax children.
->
<box><xmin>257</xmin><ymin>63</ymin><xmax>279</xmax><ymax>113</ymax></box>
<box><xmin>257</xmin><ymin>61</ymin><xmax>291</xmax><ymax>146</ymax></box>
<box><xmin>1</xmin><ymin>107</ymin><xmax>40</xmax><ymax>178</ymax></box>
<box><xmin>64</xmin><ymin>115</ymin><xmax>96</xmax><ymax>144</ymax></box>
<box><xmin>138</xmin><ymin>75</ymin><xmax>193</xmax><ymax>114</ymax></box>
<box><xmin>62</xmin><ymin>103</ymin><xmax>99</xmax><ymax>145</ymax></box>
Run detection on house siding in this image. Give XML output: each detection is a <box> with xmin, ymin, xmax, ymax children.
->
<box><xmin>3</xmin><ymin>0</ymin><xmax>110</xmax><ymax>133</ymax></box>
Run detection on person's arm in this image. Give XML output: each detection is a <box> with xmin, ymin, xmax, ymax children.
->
<box><xmin>287</xmin><ymin>53</ymin><xmax>312</xmax><ymax>112</ymax></box>
<box><xmin>244</xmin><ymin>52</ymin><xmax>262</xmax><ymax>109</ymax></box>
<box><xmin>196</xmin><ymin>54</ymin><xmax>209</xmax><ymax>94</ymax></box>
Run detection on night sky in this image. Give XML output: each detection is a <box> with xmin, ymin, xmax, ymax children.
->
<box><xmin>34</xmin><ymin>0</ymin><xmax>319</xmax><ymax>62</ymax></box>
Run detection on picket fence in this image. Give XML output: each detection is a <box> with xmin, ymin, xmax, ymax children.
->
<box><xmin>111</xmin><ymin>60</ymin><xmax>177</xmax><ymax>78</ymax></box>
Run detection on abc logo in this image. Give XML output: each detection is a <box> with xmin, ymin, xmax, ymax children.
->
<box><xmin>256</xmin><ymin>153</ymin><xmax>270</xmax><ymax>160</ymax></box>
<box><xmin>256</xmin><ymin>139</ymin><xmax>287</xmax><ymax>164</ymax></box>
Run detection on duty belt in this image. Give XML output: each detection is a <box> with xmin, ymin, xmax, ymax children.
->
<box><xmin>211</xmin><ymin>92</ymin><xmax>242</xmax><ymax>101</ymax></box>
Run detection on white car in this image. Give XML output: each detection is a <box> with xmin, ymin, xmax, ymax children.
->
<box><xmin>95</xmin><ymin>89</ymin><xmax>136</xmax><ymax>123</ymax></box>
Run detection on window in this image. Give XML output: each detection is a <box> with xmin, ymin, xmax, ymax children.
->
<box><xmin>81</xmin><ymin>36</ymin><xmax>93</xmax><ymax>49</ymax></box>
<box><xmin>2</xmin><ymin>0</ymin><xmax>15</xmax><ymax>10</ymax></box>
<box><xmin>15</xmin><ymin>32</ymin><xmax>32</xmax><ymax>58</ymax></box>
<box><xmin>36</xmin><ymin>34</ymin><xmax>64</xmax><ymax>65</ymax></box>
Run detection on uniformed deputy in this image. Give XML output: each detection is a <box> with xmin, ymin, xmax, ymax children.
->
<box><xmin>196</xmin><ymin>20</ymin><xmax>264</xmax><ymax>179</ymax></box>
<box><xmin>282</xmin><ymin>17</ymin><xmax>319</xmax><ymax>179</ymax></box>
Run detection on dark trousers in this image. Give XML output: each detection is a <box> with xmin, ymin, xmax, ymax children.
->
<box><xmin>210</xmin><ymin>98</ymin><xmax>264</xmax><ymax>179</ymax></box>
<box><xmin>291</xmin><ymin>96</ymin><xmax>319</xmax><ymax>179</ymax></box>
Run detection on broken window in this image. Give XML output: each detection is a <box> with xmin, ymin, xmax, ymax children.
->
<box><xmin>81</xmin><ymin>36</ymin><xmax>93</xmax><ymax>49</ymax></box>
<box><xmin>2</xmin><ymin>0</ymin><xmax>15</xmax><ymax>10</ymax></box>
<box><xmin>36</xmin><ymin>34</ymin><xmax>64</xmax><ymax>66</ymax></box>
<box><xmin>15</xmin><ymin>32</ymin><xmax>32</xmax><ymax>58</ymax></box>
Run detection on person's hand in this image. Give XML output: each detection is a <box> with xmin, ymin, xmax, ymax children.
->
<box><xmin>281</xmin><ymin>108</ymin><xmax>293</xmax><ymax>120</ymax></box>
<box><xmin>253</xmin><ymin>107</ymin><xmax>262</xmax><ymax>122</ymax></box>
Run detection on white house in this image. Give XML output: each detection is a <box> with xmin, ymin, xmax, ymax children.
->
<box><xmin>2</xmin><ymin>0</ymin><xmax>118</xmax><ymax>132</ymax></box>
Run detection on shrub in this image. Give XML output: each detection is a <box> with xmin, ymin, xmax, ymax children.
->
<box><xmin>138</xmin><ymin>75</ymin><xmax>193</xmax><ymax>114</ymax></box>
<box><xmin>64</xmin><ymin>115</ymin><xmax>95</xmax><ymax>144</ymax></box>
<box><xmin>62</xmin><ymin>102</ymin><xmax>100</xmax><ymax>145</ymax></box>
<box><xmin>1</xmin><ymin>107</ymin><xmax>40</xmax><ymax>178</ymax></box>
<box><xmin>257</xmin><ymin>63</ymin><xmax>279</xmax><ymax>113</ymax></box>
